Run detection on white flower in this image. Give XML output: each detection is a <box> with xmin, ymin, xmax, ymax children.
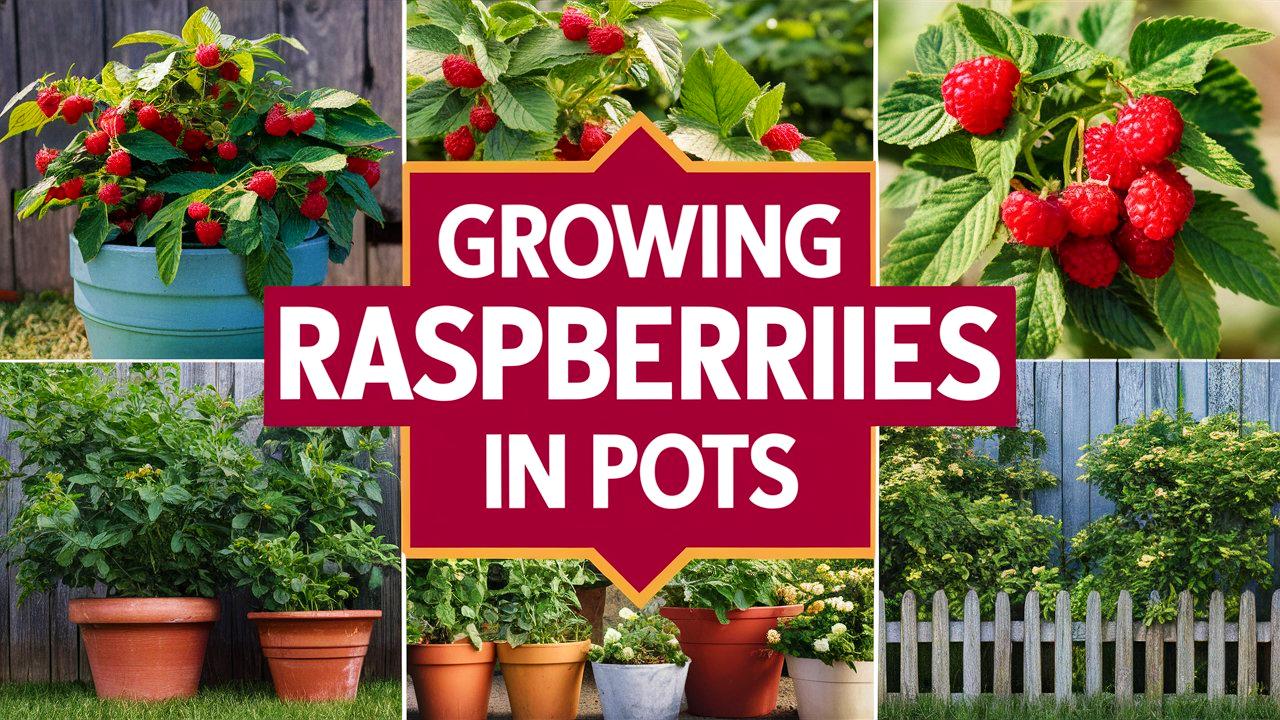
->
<box><xmin>604</xmin><ymin>628</ymin><xmax>622</xmax><ymax>645</ymax></box>
<box><xmin>766</xmin><ymin>629</ymin><xmax>781</xmax><ymax>644</ymax></box>
<box><xmin>831</xmin><ymin>623</ymin><xmax>847</xmax><ymax>635</ymax></box>
<box><xmin>620</xmin><ymin>646</ymin><xmax>635</xmax><ymax>661</ymax></box>
<box><xmin>668</xmin><ymin>637</ymin><xmax>680</xmax><ymax>647</ymax></box>
<box><xmin>619</xmin><ymin>607</ymin><xmax>637</xmax><ymax>621</ymax></box>
<box><xmin>813</xmin><ymin>638</ymin><xmax>830</xmax><ymax>653</ymax></box>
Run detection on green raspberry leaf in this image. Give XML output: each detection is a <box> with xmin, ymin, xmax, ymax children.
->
<box><xmin>1126</xmin><ymin>16</ymin><xmax>1273</xmax><ymax>93</ymax></box>
<box><xmin>1065</xmin><ymin>273</ymin><xmax>1160</xmax><ymax>352</ymax></box>
<box><xmin>1164</xmin><ymin>59</ymin><xmax>1260</xmax><ymax>135</ymax></box>
<box><xmin>878</xmin><ymin>74</ymin><xmax>957</xmax><ymax>148</ymax></box>
<box><xmin>154</xmin><ymin>219</ymin><xmax>183</xmax><ymax>285</ymax></box>
<box><xmin>418</xmin><ymin>0</ymin><xmax>482</xmax><ymax>38</ymax></box>
<box><xmin>881</xmin><ymin>173</ymin><xmax>1001</xmax><ymax>286</ymax></box>
<box><xmin>1148</xmin><ymin>246</ymin><xmax>1220</xmax><ymax>358</ymax></box>
<box><xmin>223</xmin><ymin>207</ymin><xmax>263</xmax><ymax>255</ymax></box>
<box><xmin>1078</xmin><ymin>0</ymin><xmax>1135</xmax><ymax>57</ymax></box>
<box><xmin>633</xmin><ymin>17</ymin><xmax>683</xmax><ymax>92</ymax></box>
<box><xmin>979</xmin><ymin>240</ymin><xmax>1066</xmax><ymax>359</ymax></box>
<box><xmin>631</xmin><ymin>0</ymin><xmax>717</xmax><ymax>21</ymax></box>
<box><xmin>955</xmin><ymin>5</ymin><xmax>1038</xmax><ymax>70</ymax></box>
<box><xmin>791</xmin><ymin>138</ymin><xmax>835</xmax><ymax>163</ymax></box>
<box><xmin>487</xmin><ymin>78</ymin><xmax>558</xmax><ymax>133</ymax></box>
<box><xmin>667</xmin><ymin>112</ymin><xmax>771</xmax><ymax>161</ymax></box>
<box><xmin>3</xmin><ymin>101</ymin><xmax>54</xmax><ymax>142</ymax></box>
<box><xmin>117</xmin><ymin>130</ymin><xmax>187</xmax><ymax>164</ymax></box>
<box><xmin>1213</xmin><ymin>132</ymin><xmax>1277</xmax><ymax>210</ymax></box>
<box><xmin>972</xmin><ymin>111</ymin><xmax>1025</xmax><ymax>192</ymax></box>
<box><xmin>1026</xmin><ymin>34</ymin><xmax>1104</xmax><ymax>83</ymax></box>
<box><xmin>482</xmin><ymin>124</ymin><xmax>558</xmax><ymax>160</ymax></box>
<box><xmin>73</xmin><ymin>203</ymin><xmax>111</xmax><ymax>263</ymax></box>
<box><xmin>507</xmin><ymin>27</ymin><xmax>594</xmax><ymax>76</ymax></box>
<box><xmin>746</xmin><ymin>84</ymin><xmax>785</xmax><ymax>142</ymax></box>
<box><xmin>245</xmin><ymin>242</ymin><xmax>294</xmax><ymax>302</ymax></box>
<box><xmin>915</xmin><ymin>21</ymin><xmax>981</xmax><ymax>75</ymax></box>
<box><xmin>882</xmin><ymin>166</ymin><xmax>967</xmax><ymax>209</ymax></box>
<box><xmin>1179</xmin><ymin>190</ymin><xmax>1280</xmax><ymax>306</ymax></box>
<box><xmin>406</xmin><ymin>81</ymin><xmax>471</xmax><ymax>138</ymax></box>
<box><xmin>679</xmin><ymin>46</ymin><xmax>760</xmax><ymax>134</ymax></box>
<box><xmin>906</xmin><ymin>134</ymin><xmax>977</xmax><ymax>172</ymax></box>
<box><xmin>406</xmin><ymin>24</ymin><xmax>463</xmax><ymax>54</ymax></box>
<box><xmin>1171</xmin><ymin>121</ymin><xmax>1253</xmax><ymax>189</ymax></box>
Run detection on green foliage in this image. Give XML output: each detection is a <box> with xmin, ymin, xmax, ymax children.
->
<box><xmin>406</xmin><ymin>559</ymin><xmax>497</xmax><ymax>648</ymax></box>
<box><xmin>1071</xmin><ymin>411</ymin><xmax>1280</xmax><ymax>624</ymax></box>
<box><xmin>878</xmin><ymin>426</ymin><xmax>1065</xmax><ymax>618</ymax></box>
<box><xmin>0</xmin><ymin>364</ymin><xmax>260</xmax><ymax>600</ymax></box>
<box><xmin>0</xmin><ymin>292</ymin><xmax>89</xmax><ymax>360</ymax></box>
<box><xmin>659</xmin><ymin>559</ymin><xmax>792</xmax><ymax>623</ymax></box>
<box><xmin>491</xmin><ymin>559</ymin><xmax>592</xmax><ymax>646</ymax></box>
<box><xmin>589</xmin><ymin>609</ymin><xmax>688</xmax><ymax>665</ymax></box>
<box><xmin>879</xmin><ymin>2</ymin><xmax>1279</xmax><ymax>358</ymax></box>
<box><xmin>769</xmin><ymin>561</ymin><xmax>873</xmax><ymax>666</ymax></box>
<box><xmin>223</xmin><ymin>427</ymin><xmax>400</xmax><ymax>612</ymax></box>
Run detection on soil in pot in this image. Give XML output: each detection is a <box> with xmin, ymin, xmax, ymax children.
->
<box><xmin>408</xmin><ymin>641</ymin><xmax>496</xmax><ymax>720</ymax></box>
<box><xmin>659</xmin><ymin>605</ymin><xmax>802</xmax><ymax>718</ymax></box>
<box><xmin>248</xmin><ymin>609</ymin><xmax>381</xmax><ymax>702</ymax></box>
<box><xmin>497</xmin><ymin>639</ymin><xmax>590</xmax><ymax>720</ymax></box>
<box><xmin>591</xmin><ymin>661</ymin><xmax>690</xmax><ymax>720</ymax></box>
<box><xmin>787</xmin><ymin>656</ymin><xmax>874</xmax><ymax>720</ymax></box>
<box><xmin>69</xmin><ymin>597</ymin><xmax>220</xmax><ymax>701</ymax></box>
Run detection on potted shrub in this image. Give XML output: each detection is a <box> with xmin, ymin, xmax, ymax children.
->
<box><xmin>493</xmin><ymin>560</ymin><xmax>593</xmax><ymax>720</ymax></box>
<box><xmin>225</xmin><ymin>426</ymin><xmax>400</xmax><ymax>702</ymax></box>
<box><xmin>0</xmin><ymin>364</ymin><xmax>260</xmax><ymax>700</ymax></box>
<box><xmin>769</xmin><ymin>562</ymin><xmax>876</xmax><ymax>720</ymax></box>
<box><xmin>658</xmin><ymin>560</ymin><xmax>799</xmax><ymax>718</ymax></box>
<box><xmin>589</xmin><ymin>608</ymin><xmax>690</xmax><ymax>720</ymax></box>
<box><xmin>406</xmin><ymin>559</ymin><xmax>499</xmax><ymax>720</ymax></box>
<box><xmin>0</xmin><ymin>6</ymin><xmax>394</xmax><ymax>359</ymax></box>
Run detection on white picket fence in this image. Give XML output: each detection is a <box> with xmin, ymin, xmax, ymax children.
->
<box><xmin>877</xmin><ymin>589</ymin><xmax>1280</xmax><ymax>703</ymax></box>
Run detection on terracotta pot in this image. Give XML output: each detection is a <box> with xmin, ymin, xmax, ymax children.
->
<box><xmin>659</xmin><ymin>605</ymin><xmax>802</xmax><ymax>718</ymax></box>
<box><xmin>68</xmin><ymin>596</ymin><xmax>219</xmax><ymax>701</ymax></box>
<box><xmin>575</xmin><ymin>585</ymin><xmax>608</xmax><ymax>644</ymax></box>
<box><xmin>248</xmin><ymin>609</ymin><xmax>381</xmax><ymax>701</ymax></box>
<box><xmin>408</xmin><ymin>641</ymin><xmax>496</xmax><ymax>720</ymax></box>
<box><xmin>497</xmin><ymin>639</ymin><xmax>590</xmax><ymax>720</ymax></box>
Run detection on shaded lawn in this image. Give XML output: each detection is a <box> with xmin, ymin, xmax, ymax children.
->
<box><xmin>881</xmin><ymin>696</ymin><xmax>1280</xmax><ymax>720</ymax></box>
<box><xmin>0</xmin><ymin>291</ymin><xmax>89</xmax><ymax>359</ymax></box>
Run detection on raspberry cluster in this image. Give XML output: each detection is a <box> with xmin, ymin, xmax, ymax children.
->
<box><xmin>560</xmin><ymin>6</ymin><xmax>626</xmax><ymax>56</ymax></box>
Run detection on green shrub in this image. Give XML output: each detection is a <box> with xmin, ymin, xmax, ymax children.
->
<box><xmin>589</xmin><ymin>609</ymin><xmax>687</xmax><ymax>665</ymax></box>
<box><xmin>491</xmin><ymin>559</ymin><xmax>592</xmax><ymax>646</ymax></box>
<box><xmin>660</xmin><ymin>559</ymin><xmax>792</xmax><ymax>622</ymax></box>
<box><xmin>407</xmin><ymin>559</ymin><xmax>497</xmax><ymax>648</ymax></box>
<box><xmin>770</xmin><ymin>561</ymin><xmax>874</xmax><ymax>666</ymax></box>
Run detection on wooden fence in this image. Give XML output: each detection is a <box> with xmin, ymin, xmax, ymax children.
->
<box><xmin>0</xmin><ymin>0</ymin><xmax>403</xmax><ymax>292</ymax></box>
<box><xmin>879</xmin><ymin>588</ymin><xmax>1280</xmax><ymax>703</ymax></box>
<box><xmin>0</xmin><ymin>362</ymin><xmax>402</xmax><ymax>684</ymax></box>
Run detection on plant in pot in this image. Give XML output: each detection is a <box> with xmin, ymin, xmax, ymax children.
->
<box><xmin>406</xmin><ymin>559</ymin><xmax>499</xmax><ymax>720</ymax></box>
<box><xmin>492</xmin><ymin>559</ymin><xmax>594</xmax><ymax>720</ymax></box>
<box><xmin>0</xmin><ymin>364</ymin><xmax>260</xmax><ymax>701</ymax></box>
<box><xmin>224</xmin><ymin>426</ymin><xmax>400</xmax><ymax>702</ymax></box>
<box><xmin>769</xmin><ymin>562</ymin><xmax>875</xmax><ymax>720</ymax></box>
<box><xmin>659</xmin><ymin>559</ymin><xmax>797</xmax><ymax>718</ymax></box>
<box><xmin>0</xmin><ymin>6</ymin><xmax>395</xmax><ymax>360</ymax></box>
<box><xmin>589</xmin><ymin>608</ymin><xmax>689</xmax><ymax>720</ymax></box>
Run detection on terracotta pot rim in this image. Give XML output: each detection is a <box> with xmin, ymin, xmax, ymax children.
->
<box><xmin>659</xmin><ymin>604</ymin><xmax>803</xmax><ymax>620</ymax></box>
<box><xmin>496</xmin><ymin>638</ymin><xmax>591</xmax><ymax>664</ymax></box>
<box><xmin>495</xmin><ymin>639</ymin><xmax>592</xmax><ymax>649</ymax></box>
<box><xmin>69</xmin><ymin>596</ymin><xmax>220</xmax><ymax>625</ymax></box>
<box><xmin>247</xmin><ymin>609</ymin><xmax>383</xmax><ymax>621</ymax></box>
<box><xmin>408</xmin><ymin>640</ymin><xmax>498</xmax><ymax>666</ymax></box>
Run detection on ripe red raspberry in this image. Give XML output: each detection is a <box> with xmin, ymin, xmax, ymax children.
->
<box><xmin>555</xmin><ymin>135</ymin><xmax>584</xmax><ymax>161</ymax></box>
<box><xmin>247</xmin><ymin>170</ymin><xmax>278</xmax><ymax>200</ymax></box>
<box><xmin>182</xmin><ymin>128</ymin><xmax>210</xmax><ymax>153</ymax></box>
<box><xmin>1058</xmin><ymin>182</ymin><xmax>1121</xmax><ymax>237</ymax></box>
<box><xmin>34</xmin><ymin>147</ymin><xmax>59</xmax><ymax>175</ymax></box>
<box><xmin>1125</xmin><ymin>163</ymin><xmax>1195</xmax><ymax>241</ymax></box>
<box><xmin>289</xmin><ymin>109</ymin><xmax>316</xmax><ymax>135</ymax></box>
<box><xmin>941</xmin><ymin>55</ymin><xmax>1020</xmax><ymax>135</ymax></box>
<box><xmin>1114</xmin><ymin>223</ymin><xmax>1176</xmax><ymax>279</ymax></box>
<box><xmin>470</xmin><ymin>97</ymin><xmax>498</xmax><ymax>133</ymax></box>
<box><xmin>36</xmin><ymin>86</ymin><xmax>63</xmax><ymax>117</ymax></box>
<box><xmin>264</xmin><ymin>103</ymin><xmax>292</xmax><ymax>136</ymax></box>
<box><xmin>1000</xmin><ymin>190</ymin><xmax>1068</xmax><ymax>248</ymax></box>
<box><xmin>761</xmin><ymin>123</ymin><xmax>803</xmax><ymax>152</ymax></box>
<box><xmin>363</xmin><ymin>162</ymin><xmax>381</xmax><ymax>188</ymax></box>
<box><xmin>136</xmin><ymin>104</ymin><xmax>162</xmax><ymax>131</ymax></box>
<box><xmin>104</xmin><ymin>149</ymin><xmax>132</xmax><ymax>177</ymax></box>
<box><xmin>1116</xmin><ymin>95</ymin><xmax>1184</xmax><ymax>165</ymax></box>
<box><xmin>138</xmin><ymin>193</ymin><xmax>164</xmax><ymax>218</ymax></box>
<box><xmin>59</xmin><ymin>178</ymin><xmax>84</xmax><ymax>201</ymax></box>
<box><xmin>442</xmin><ymin>54</ymin><xmax>486</xmax><ymax>88</ymax></box>
<box><xmin>217</xmin><ymin>142</ymin><xmax>238</xmax><ymax>160</ymax></box>
<box><xmin>98</xmin><ymin>107</ymin><xmax>127</xmax><ymax>137</ymax></box>
<box><xmin>306</xmin><ymin>176</ymin><xmax>329</xmax><ymax>193</ymax></box>
<box><xmin>158</xmin><ymin>114</ymin><xmax>183</xmax><ymax>144</ymax></box>
<box><xmin>444</xmin><ymin>126</ymin><xmax>476</xmax><ymax>160</ymax></box>
<box><xmin>61</xmin><ymin>95</ymin><xmax>92</xmax><ymax>124</ymax></box>
<box><xmin>84</xmin><ymin>131</ymin><xmax>109</xmax><ymax>155</ymax></box>
<box><xmin>207</xmin><ymin>84</ymin><xmax>222</xmax><ymax>99</ymax></box>
<box><xmin>114</xmin><ymin>219</ymin><xmax>135</xmax><ymax>233</ymax></box>
<box><xmin>187</xmin><ymin>202</ymin><xmax>211</xmax><ymax>220</ymax></box>
<box><xmin>560</xmin><ymin>7</ymin><xmax>592</xmax><ymax>41</ymax></box>
<box><xmin>195</xmin><ymin>220</ymin><xmax>223</xmax><ymax>247</ymax></box>
<box><xmin>1083</xmin><ymin>122</ymin><xmax>1145</xmax><ymax>190</ymax></box>
<box><xmin>218</xmin><ymin>62</ymin><xmax>240</xmax><ymax>82</ymax></box>
<box><xmin>588</xmin><ymin>24</ymin><xmax>626</xmax><ymax>55</ymax></box>
<box><xmin>579</xmin><ymin>122</ymin><xmax>612</xmax><ymax>157</ymax></box>
<box><xmin>300</xmin><ymin>193</ymin><xmax>329</xmax><ymax>220</ymax></box>
<box><xmin>1058</xmin><ymin>234</ymin><xmax>1120</xmax><ymax>288</ymax></box>
<box><xmin>97</xmin><ymin>182</ymin><xmax>123</xmax><ymax>206</ymax></box>
<box><xmin>346</xmin><ymin>156</ymin><xmax>370</xmax><ymax>175</ymax></box>
<box><xmin>195</xmin><ymin>43</ymin><xmax>221</xmax><ymax>68</ymax></box>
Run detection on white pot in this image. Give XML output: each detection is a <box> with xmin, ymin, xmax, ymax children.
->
<box><xmin>786</xmin><ymin>656</ymin><xmax>874</xmax><ymax>720</ymax></box>
<box><xmin>591</xmin><ymin>661</ymin><xmax>690</xmax><ymax>720</ymax></box>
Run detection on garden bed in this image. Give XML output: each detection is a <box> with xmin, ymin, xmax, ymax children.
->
<box><xmin>880</xmin><ymin>696</ymin><xmax>1280</xmax><ymax>719</ymax></box>
<box><xmin>0</xmin><ymin>292</ymin><xmax>88</xmax><ymax>359</ymax></box>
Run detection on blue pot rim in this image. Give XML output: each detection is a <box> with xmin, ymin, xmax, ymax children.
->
<box><xmin>86</xmin><ymin>234</ymin><xmax>328</xmax><ymax>258</ymax></box>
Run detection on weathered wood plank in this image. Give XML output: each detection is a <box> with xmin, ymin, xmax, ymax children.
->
<box><xmin>1180</xmin><ymin>360</ymin><xmax>1207</xmax><ymax>417</ymax></box>
<box><xmin>1240</xmin><ymin>591</ymin><xmax>1258</xmax><ymax>697</ymax></box>
<box><xmin>1087</xmin><ymin>361</ymin><xmax>1117</xmax><ymax>519</ymax></box>
<box><xmin>1146</xmin><ymin>361</ymin><xmax>1178</xmax><ymax>414</ymax></box>
<box><xmin>1033</xmin><ymin>363</ymin><xmax>1063</xmax><ymax>555</ymax></box>
<box><xmin>1209</xmin><ymin>590</ymin><xmax>1225</xmax><ymax>699</ymax></box>
<box><xmin>1270</xmin><ymin>591</ymin><xmax>1280</xmax><ymax>705</ymax></box>
<box><xmin>1085</xmin><ymin>591</ymin><xmax>1101</xmax><ymax>697</ymax></box>
<box><xmin>931</xmin><ymin>591</ymin><xmax>949</xmax><ymax>699</ymax></box>
<box><xmin>1054</xmin><ymin>590</ymin><xmax>1071</xmax><ymax>702</ymax></box>
<box><xmin>1207</xmin><ymin>359</ymin><xmax>1242</xmax><ymax>418</ymax></box>
<box><xmin>1145</xmin><ymin>593</ymin><xmax>1163</xmax><ymax>702</ymax></box>
<box><xmin>366</xmin><ymin>234</ymin><xmax>404</xmax><ymax>286</ymax></box>
<box><xmin>1060</xmin><ymin>363</ymin><xmax>1090</xmax><ymax>542</ymax></box>
<box><xmin>1025</xmin><ymin>591</ymin><xmax>1041</xmax><ymax>699</ymax></box>
<box><xmin>877</xmin><ymin>591</ymin><xmax>887</xmax><ymax>700</ymax></box>
<box><xmin>0</xmin><ymin>0</ymin><xmax>23</xmax><ymax>292</ymax></box>
<box><xmin>962</xmin><ymin>590</ymin><xmax>979</xmax><ymax>698</ymax></box>
<box><xmin>365</xmin><ymin>0</ymin><xmax>403</xmax><ymax>221</ymax></box>
<box><xmin>900</xmin><ymin>591</ymin><xmax>918</xmax><ymax>701</ymax></box>
<box><xmin>106</xmin><ymin>0</ymin><xmax>189</xmax><ymax>67</ymax></box>
<box><xmin>994</xmin><ymin>591</ymin><xmax>1011</xmax><ymax>697</ymax></box>
<box><xmin>1116</xmin><ymin>591</ymin><xmax>1133</xmax><ymax>704</ymax></box>
<box><xmin>1175</xmin><ymin>591</ymin><xmax>1193</xmax><ymax>694</ymax></box>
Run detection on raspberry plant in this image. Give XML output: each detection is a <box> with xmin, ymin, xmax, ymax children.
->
<box><xmin>879</xmin><ymin>2</ymin><xmax>1278</xmax><ymax>358</ymax></box>
<box><xmin>406</xmin><ymin>0</ymin><xmax>834</xmax><ymax>162</ymax></box>
<box><xmin>0</xmin><ymin>7</ymin><xmax>395</xmax><ymax>299</ymax></box>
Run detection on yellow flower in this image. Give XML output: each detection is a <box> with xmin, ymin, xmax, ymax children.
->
<box><xmin>1138</xmin><ymin>554</ymin><xmax>1156</xmax><ymax>568</ymax></box>
<box><xmin>262</xmin><ymin>503</ymin><xmax>273</xmax><ymax>511</ymax></box>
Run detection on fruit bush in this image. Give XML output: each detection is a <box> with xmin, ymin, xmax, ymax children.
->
<box><xmin>879</xmin><ymin>426</ymin><xmax>1065</xmax><ymax>617</ymax></box>
<box><xmin>879</xmin><ymin>1</ymin><xmax>1278</xmax><ymax>358</ymax></box>
<box><xmin>589</xmin><ymin>608</ymin><xmax>688</xmax><ymax>665</ymax></box>
<box><xmin>1071</xmin><ymin>410</ymin><xmax>1280</xmax><ymax>624</ymax></box>
<box><xmin>770</xmin><ymin>561</ymin><xmax>874</xmax><ymax>666</ymax></box>
<box><xmin>406</xmin><ymin>559</ymin><xmax>498</xmax><ymax>648</ymax></box>
<box><xmin>0</xmin><ymin>6</ymin><xmax>395</xmax><ymax>298</ymax></box>
<box><xmin>0</xmin><ymin>364</ymin><xmax>260</xmax><ymax>600</ymax></box>
<box><xmin>406</xmin><ymin>0</ymin><xmax>834</xmax><ymax>161</ymax></box>
<box><xmin>660</xmin><ymin>559</ymin><xmax>793</xmax><ymax>623</ymax></box>
<box><xmin>490</xmin><ymin>559</ymin><xmax>592</xmax><ymax>646</ymax></box>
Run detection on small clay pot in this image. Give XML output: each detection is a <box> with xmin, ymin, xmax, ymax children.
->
<box><xmin>69</xmin><ymin>596</ymin><xmax>220</xmax><ymax>701</ymax></box>
<box><xmin>248</xmin><ymin>609</ymin><xmax>381</xmax><ymax>701</ymax></box>
<box><xmin>408</xmin><ymin>640</ymin><xmax>496</xmax><ymax>720</ymax></box>
<box><xmin>497</xmin><ymin>639</ymin><xmax>590</xmax><ymax>720</ymax></box>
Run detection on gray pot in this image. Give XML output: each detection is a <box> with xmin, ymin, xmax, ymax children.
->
<box><xmin>591</xmin><ymin>661</ymin><xmax>689</xmax><ymax>720</ymax></box>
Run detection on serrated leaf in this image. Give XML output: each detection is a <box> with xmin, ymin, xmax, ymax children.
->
<box><xmin>406</xmin><ymin>24</ymin><xmax>462</xmax><ymax>53</ymax></box>
<box><xmin>881</xmin><ymin>174</ymin><xmax>1001</xmax><ymax>286</ymax></box>
<box><xmin>1078</xmin><ymin>0</ymin><xmax>1134</xmax><ymax>56</ymax></box>
<box><xmin>323</xmin><ymin>107</ymin><xmax>398</xmax><ymax>145</ymax></box>
<box><xmin>418</xmin><ymin>0</ymin><xmax>478</xmax><ymax>37</ymax></box>
<box><xmin>1165</xmin><ymin>59</ymin><xmax>1260</xmax><ymax>135</ymax></box>
<box><xmin>114</xmin><ymin>30</ymin><xmax>183</xmax><ymax>47</ymax></box>
<box><xmin>336</xmin><ymin>171</ymin><xmax>385</xmax><ymax>224</ymax></box>
<box><xmin>1150</xmin><ymin>246</ymin><xmax>1220</xmax><ymax>358</ymax></box>
<box><xmin>878</xmin><ymin>74</ymin><xmax>957</xmax><ymax>148</ymax></box>
<box><xmin>667</xmin><ymin>113</ymin><xmax>771</xmax><ymax>161</ymax></box>
<box><xmin>634</xmin><ymin>0</ymin><xmax>716</xmax><ymax>20</ymax></box>
<box><xmin>117</xmin><ymin>130</ymin><xmax>187</xmax><ymax>163</ymax></box>
<box><xmin>1171</xmin><ymin>122</ymin><xmax>1252</xmax><ymax>189</ymax></box>
<box><xmin>245</xmin><ymin>243</ymin><xmax>294</xmax><ymax>301</ymax></box>
<box><xmin>482</xmin><ymin>124</ymin><xmax>558</xmax><ymax>160</ymax></box>
<box><xmin>906</xmin><ymin>134</ymin><xmax>977</xmax><ymax>172</ymax></box>
<box><xmin>882</xmin><ymin>167</ymin><xmax>966</xmax><ymax>209</ymax></box>
<box><xmin>915</xmin><ymin>21</ymin><xmax>980</xmax><ymax>74</ymax></box>
<box><xmin>488</xmin><ymin>78</ymin><xmax>557</xmax><ymax>133</ymax></box>
<box><xmin>1179</xmin><ymin>190</ymin><xmax>1280</xmax><ymax>305</ymax></box>
<box><xmin>972</xmin><ymin>112</ymin><xmax>1024</xmax><ymax>192</ymax></box>
<box><xmin>155</xmin><ymin>220</ymin><xmax>183</xmax><ymax>285</ymax></box>
<box><xmin>223</xmin><ymin>207</ymin><xmax>263</xmax><ymax>254</ymax></box>
<box><xmin>278</xmin><ymin>204</ymin><xmax>316</xmax><ymax>249</ymax></box>
<box><xmin>507</xmin><ymin>26</ymin><xmax>592</xmax><ymax>76</ymax></box>
<box><xmin>1127</xmin><ymin>16</ymin><xmax>1273</xmax><ymax>93</ymax></box>
<box><xmin>73</xmin><ymin>204</ymin><xmax>110</xmax><ymax>262</ymax></box>
<box><xmin>406</xmin><ymin>81</ymin><xmax>470</xmax><ymax>139</ymax></box>
<box><xmin>791</xmin><ymin>138</ymin><xmax>835</xmax><ymax>163</ymax></box>
<box><xmin>148</xmin><ymin>172</ymin><xmax>234</xmax><ymax>194</ymax></box>
<box><xmin>181</xmin><ymin>6</ymin><xmax>221</xmax><ymax>45</ymax></box>
<box><xmin>2</xmin><ymin>79</ymin><xmax>40</xmax><ymax>119</ymax></box>
<box><xmin>680</xmin><ymin>46</ymin><xmax>759</xmax><ymax>134</ymax></box>
<box><xmin>1213</xmin><ymin>132</ymin><xmax>1277</xmax><ymax>210</ymax></box>
<box><xmin>289</xmin><ymin>146</ymin><xmax>347</xmax><ymax>172</ymax></box>
<box><xmin>136</xmin><ymin>52</ymin><xmax>178</xmax><ymax>92</ymax></box>
<box><xmin>1027</xmin><ymin>34</ymin><xmax>1103</xmax><ymax>83</ymax></box>
<box><xmin>979</xmin><ymin>241</ymin><xmax>1065</xmax><ymax>358</ymax></box>
<box><xmin>633</xmin><ymin>17</ymin><xmax>683</xmax><ymax>93</ymax></box>
<box><xmin>469</xmin><ymin>37</ymin><xmax>512</xmax><ymax>83</ymax></box>
<box><xmin>307</xmin><ymin>88</ymin><xmax>362</xmax><ymax>110</ymax></box>
<box><xmin>746</xmin><ymin>84</ymin><xmax>785</xmax><ymax>142</ymax></box>
<box><xmin>2</xmin><ymin>101</ymin><xmax>50</xmax><ymax>142</ymax></box>
<box><xmin>955</xmin><ymin>5</ymin><xmax>1038</xmax><ymax>69</ymax></box>
<box><xmin>1066</xmin><ymin>274</ymin><xmax>1160</xmax><ymax>351</ymax></box>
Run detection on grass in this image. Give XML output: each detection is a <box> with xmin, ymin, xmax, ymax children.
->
<box><xmin>0</xmin><ymin>291</ymin><xmax>89</xmax><ymax>359</ymax></box>
<box><xmin>0</xmin><ymin>680</ymin><xmax>401</xmax><ymax>719</ymax></box>
<box><xmin>880</xmin><ymin>696</ymin><xmax>1280</xmax><ymax>719</ymax></box>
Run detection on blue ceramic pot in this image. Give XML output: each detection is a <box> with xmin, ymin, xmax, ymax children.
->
<box><xmin>69</xmin><ymin>235</ymin><xmax>329</xmax><ymax>359</ymax></box>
